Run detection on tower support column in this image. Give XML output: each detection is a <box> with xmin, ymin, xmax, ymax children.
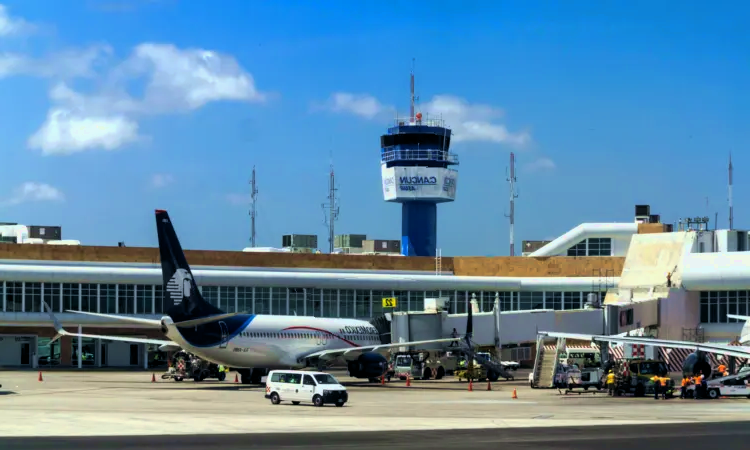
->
<box><xmin>401</xmin><ymin>201</ymin><xmax>437</xmax><ymax>257</ymax></box>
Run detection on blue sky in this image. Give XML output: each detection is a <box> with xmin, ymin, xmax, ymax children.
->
<box><xmin>0</xmin><ymin>0</ymin><xmax>747</xmax><ymax>256</ymax></box>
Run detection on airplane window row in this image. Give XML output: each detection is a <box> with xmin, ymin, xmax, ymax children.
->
<box><xmin>238</xmin><ymin>331</ymin><xmax>375</xmax><ymax>342</ymax></box>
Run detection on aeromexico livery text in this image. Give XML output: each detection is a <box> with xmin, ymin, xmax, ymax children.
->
<box><xmin>45</xmin><ymin>209</ymin><xmax>463</xmax><ymax>385</ymax></box>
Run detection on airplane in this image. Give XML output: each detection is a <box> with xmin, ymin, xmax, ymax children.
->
<box><xmin>539</xmin><ymin>314</ymin><xmax>750</xmax><ymax>378</ymax></box>
<box><xmin>45</xmin><ymin>209</ymin><xmax>475</xmax><ymax>385</ymax></box>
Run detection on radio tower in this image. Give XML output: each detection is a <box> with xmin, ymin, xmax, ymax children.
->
<box><xmin>505</xmin><ymin>153</ymin><xmax>519</xmax><ymax>256</ymax></box>
<box><xmin>249</xmin><ymin>166</ymin><xmax>259</xmax><ymax>247</ymax></box>
<box><xmin>729</xmin><ymin>153</ymin><xmax>734</xmax><ymax>230</ymax></box>
<box><xmin>321</xmin><ymin>164</ymin><xmax>340</xmax><ymax>253</ymax></box>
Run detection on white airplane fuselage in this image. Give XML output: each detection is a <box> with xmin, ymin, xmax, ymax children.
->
<box><xmin>163</xmin><ymin>314</ymin><xmax>382</xmax><ymax>369</ymax></box>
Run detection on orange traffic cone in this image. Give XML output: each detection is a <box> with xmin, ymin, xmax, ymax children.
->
<box><xmin>468</xmin><ymin>380</ymin><xmax>473</xmax><ymax>391</ymax></box>
<box><xmin>234</xmin><ymin>373</ymin><xmax>239</xmax><ymax>383</ymax></box>
<box><xmin>151</xmin><ymin>373</ymin><xmax>156</xmax><ymax>382</ymax></box>
<box><xmin>487</xmin><ymin>380</ymin><xmax>492</xmax><ymax>391</ymax></box>
<box><xmin>512</xmin><ymin>388</ymin><xmax>518</xmax><ymax>399</ymax></box>
<box><xmin>406</xmin><ymin>376</ymin><xmax>411</xmax><ymax>387</ymax></box>
<box><xmin>381</xmin><ymin>375</ymin><xmax>385</xmax><ymax>385</ymax></box>
<box><xmin>38</xmin><ymin>371</ymin><xmax>43</xmax><ymax>382</ymax></box>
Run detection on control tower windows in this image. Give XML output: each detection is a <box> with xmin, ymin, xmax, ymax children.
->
<box><xmin>566</xmin><ymin>238</ymin><xmax>612</xmax><ymax>256</ymax></box>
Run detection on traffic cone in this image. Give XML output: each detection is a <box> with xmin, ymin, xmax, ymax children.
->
<box><xmin>151</xmin><ymin>373</ymin><xmax>156</xmax><ymax>383</ymax></box>
<box><xmin>512</xmin><ymin>388</ymin><xmax>518</xmax><ymax>399</ymax></box>
<box><xmin>381</xmin><ymin>375</ymin><xmax>385</xmax><ymax>385</ymax></box>
<box><xmin>234</xmin><ymin>373</ymin><xmax>239</xmax><ymax>383</ymax></box>
<box><xmin>406</xmin><ymin>376</ymin><xmax>411</xmax><ymax>387</ymax></box>
<box><xmin>487</xmin><ymin>380</ymin><xmax>492</xmax><ymax>391</ymax></box>
<box><xmin>468</xmin><ymin>380</ymin><xmax>473</xmax><ymax>391</ymax></box>
<box><xmin>38</xmin><ymin>371</ymin><xmax>43</xmax><ymax>382</ymax></box>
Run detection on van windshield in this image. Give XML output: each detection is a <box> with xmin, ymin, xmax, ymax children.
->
<box><xmin>314</xmin><ymin>374</ymin><xmax>339</xmax><ymax>385</ymax></box>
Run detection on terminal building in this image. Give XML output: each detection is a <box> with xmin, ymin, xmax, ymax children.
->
<box><xmin>0</xmin><ymin>205</ymin><xmax>747</xmax><ymax>369</ymax></box>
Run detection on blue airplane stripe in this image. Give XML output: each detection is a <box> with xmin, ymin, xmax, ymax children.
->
<box><xmin>179</xmin><ymin>314</ymin><xmax>256</xmax><ymax>348</ymax></box>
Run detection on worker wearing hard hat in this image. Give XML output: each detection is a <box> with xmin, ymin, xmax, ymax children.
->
<box><xmin>606</xmin><ymin>370</ymin><xmax>616</xmax><ymax>396</ymax></box>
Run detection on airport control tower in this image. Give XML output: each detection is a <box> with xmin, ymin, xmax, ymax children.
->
<box><xmin>380</xmin><ymin>69</ymin><xmax>459</xmax><ymax>257</ymax></box>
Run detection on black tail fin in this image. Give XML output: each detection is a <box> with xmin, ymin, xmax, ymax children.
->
<box><xmin>155</xmin><ymin>209</ymin><xmax>223</xmax><ymax>322</ymax></box>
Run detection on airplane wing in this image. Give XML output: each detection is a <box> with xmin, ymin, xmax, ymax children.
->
<box><xmin>301</xmin><ymin>337</ymin><xmax>461</xmax><ymax>361</ymax></box>
<box><xmin>46</xmin><ymin>302</ymin><xmax>174</xmax><ymax>346</ymax></box>
<box><xmin>64</xmin><ymin>310</ymin><xmax>163</xmax><ymax>327</ymax></box>
<box><xmin>538</xmin><ymin>331</ymin><xmax>750</xmax><ymax>360</ymax></box>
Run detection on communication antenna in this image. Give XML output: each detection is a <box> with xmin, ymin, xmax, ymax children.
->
<box><xmin>504</xmin><ymin>153</ymin><xmax>519</xmax><ymax>256</ymax></box>
<box><xmin>321</xmin><ymin>163</ymin><xmax>340</xmax><ymax>253</ymax></box>
<box><xmin>249</xmin><ymin>166</ymin><xmax>259</xmax><ymax>247</ymax></box>
<box><xmin>729</xmin><ymin>153</ymin><xmax>734</xmax><ymax>230</ymax></box>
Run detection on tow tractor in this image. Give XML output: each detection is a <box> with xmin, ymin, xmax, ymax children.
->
<box><xmin>391</xmin><ymin>350</ymin><xmax>457</xmax><ymax>380</ymax></box>
<box><xmin>607</xmin><ymin>359</ymin><xmax>675</xmax><ymax>397</ymax></box>
<box><xmin>161</xmin><ymin>350</ymin><xmax>228</xmax><ymax>382</ymax></box>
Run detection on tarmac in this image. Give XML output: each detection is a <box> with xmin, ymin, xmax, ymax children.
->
<box><xmin>0</xmin><ymin>368</ymin><xmax>749</xmax><ymax>440</ymax></box>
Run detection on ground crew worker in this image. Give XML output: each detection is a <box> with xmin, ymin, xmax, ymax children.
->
<box><xmin>659</xmin><ymin>376</ymin><xmax>668</xmax><ymax>400</ymax></box>
<box><xmin>606</xmin><ymin>370</ymin><xmax>615</xmax><ymax>396</ymax></box>
<box><xmin>680</xmin><ymin>377</ymin><xmax>689</xmax><ymax>399</ymax></box>
<box><xmin>718</xmin><ymin>364</ymin><xmax>726</xmax><ymax>374</ymax></box>
<box><xmin>651</xmin><ymin>375</ymin><xmax>661</xmax><ymax>400</ymax></box>
<box><xmin>666</xmin><ymin>272</ymin><xmax>672</xmax><ymax>287</ymax></box>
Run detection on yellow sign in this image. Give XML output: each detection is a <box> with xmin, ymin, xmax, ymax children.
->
<box><xmin>382</xmin><ymin>297</ymin><xmax>397</xmax><ymax>308</ymax></box>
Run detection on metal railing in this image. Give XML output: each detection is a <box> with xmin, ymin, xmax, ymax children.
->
<box><xmin>381</xmin><ymin>149</ymin><xmax>459</xmax><ymax>164</ymax></box>
<box><xmin>390</xmin><ymin>115</ymin><xmax>446</xmax><ymax>128</ymax></box>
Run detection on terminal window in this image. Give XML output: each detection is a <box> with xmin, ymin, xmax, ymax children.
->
<box><xmin>700</xmin><ymin>291</ymin><xmax>749</xmax><ymax>323</ymax></box>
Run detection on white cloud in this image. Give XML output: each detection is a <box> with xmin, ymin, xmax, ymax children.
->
<box><xmin>0</xmin><ymin>45</ymin><xmax>113</xmax><ymax>80</ymax></box>
<box><xmin>150</xmin><ymin>173</ymin><xmax>174</xmax><ymax>188</ymax></box>
<box><xmin>0</xmin><ymin>7</ymin><xmax>266</xmax><ymax>155</ymax></box>
<box><xmin>524</xmin><ymin>157</ymin><xmax>556</xmax><ymax>173</ymax></box>
<box><xmin>27</xmin><ymin>107</ymin><xmax>140</xmax><ymax>155</ymax></box>
<box><xmin>421</xmin><ymin>95</ymin><xmax>531</xmax><ymax>147</ymax></box>
<box><xmin>322</xmin><ymin>92</ymin><xmax>391</xmax><ymax>119</ymax></box>
<box><xmin>319</xmin><ymin>92</ymin><xmax>530</xmax><ymax>147</ymax></box>
<box><xmin>0</xmin><ymin>182</ymin><xmax>64</xmax><ymax>207</ymax></box>
<box><xmin>24</xmin><ymin>43</ymin><xmax>266</xmax><ymax>154</ymax></box>
<box><xmin>0</xmin><ymin>5</ymin><xmax>34</xmax><ymax>37</ymax></box>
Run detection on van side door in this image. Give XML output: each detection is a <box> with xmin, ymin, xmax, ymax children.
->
<box><xmin>301</xmin><ymin>374</ymin><xmax>317</xmax><ymax>402</ymax></box>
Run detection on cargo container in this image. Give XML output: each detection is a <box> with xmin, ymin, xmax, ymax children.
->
<box><xmin>281</xmin><ymin>234</ymin><xmax>318</xmax><ymax>249</ymax></box>
<box><xmin>29</xmin><ymin>225</ymin><xmax>62</xmax><ymax>241</ymax></box>
<box><xmin>334</xmin><ymin>234</ymin><xmax>367</xmax><ymax>249</ymax></box>
<box><xmin>363</xmin><ymin>239</ymin><xmax>400</xmax><ymax>253</ymax></box>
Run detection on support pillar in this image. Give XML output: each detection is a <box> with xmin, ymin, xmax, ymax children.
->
<box><xmin>77</xmin><ymin>325</ymin><xmax>82</xmax><ymax>369</ymax></box>
<box><xmin>143</xmin><ymin>344</ymin><xmax>148</xmax><ymax>370</ymax></box>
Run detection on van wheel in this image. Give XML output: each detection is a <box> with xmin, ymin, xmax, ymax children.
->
<box><xmin>634</xmin><ymin>384</ymin><xmax>645</xmax><ymax>397</ymax></box>
<box><xmin>292</xmin><ymin>401</ymin><xmax>300</xmax><ymax>405</ymax></box>
<box><xmin>422</xmin><ymin>368</ymin><xmax>431</xmax><ymax>380</ymax></box>
<box><xmin>708</xmin><ymin>389</ymin><xmax>720</xmax><ymax>399</ymax></box>
<box><xmin>313</xmin><ymin>395</ymin><xmax>324</xmax><ymax>407</ymax></box>
<box><xmin>270</xmin><ymin>392</ymin><xmax>280</xmax><ymax>405</ymax></box>
<box><xmin>436</xmin><ymin>367</ymin><xmax>445</xmax><ymax>380</ymax></box>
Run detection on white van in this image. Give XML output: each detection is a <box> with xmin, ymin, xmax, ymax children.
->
<box><xmin>265</xmin><ymin>370</ymin><xmax>348</xmax><ymax>407</ymax></box>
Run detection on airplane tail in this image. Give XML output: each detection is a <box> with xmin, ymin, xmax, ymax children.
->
<box><xmin>155</xmin><ymin>209</ymin><xmax>224</xmax><ymax>323</ymax></box>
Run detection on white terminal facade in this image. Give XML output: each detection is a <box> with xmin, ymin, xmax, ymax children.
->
<box><xmin>0</xmin><ymin>205</ymin><xmax>748</xmax><ymax>368</ymax></box>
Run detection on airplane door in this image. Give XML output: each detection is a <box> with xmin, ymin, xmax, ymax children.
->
<box><xmin>219</xmin><ymin>321</ymin><xmax>229</xmax><ymax>349</ymax></box>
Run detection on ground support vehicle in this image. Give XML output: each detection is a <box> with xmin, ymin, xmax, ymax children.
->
<box><xmin>391</xmin><ymin>350</ymin><xmax>457</xmax><ymax>381</ymax></box>
<box><xmin>685</xmin><ymin>369</ymin><xmax>750</xmax><ymax>399</ymax></box>
<box><xmin>607</xmin><ymin>359</ymin><xmax>675</xmax><ymax>398</ymax></box>
<box><xmin>161</xmin><ymin>350</ymin><xmax>227</xmax><ymax>382</ymax></box>
<box><xmin>265</xmin><ymin>370</ymin><xmax>348</xmax><ymax>407</ymax></box>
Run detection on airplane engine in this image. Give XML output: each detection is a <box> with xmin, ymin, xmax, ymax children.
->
<box><xmin>347</xmin><ymin>352</ymin><xmax>388</xmax><ymax>379</ymax></box>
<box><xmin>682</xmin><ymin>352</ymin><xmax>712</xmax><ymax>378</ymax></box>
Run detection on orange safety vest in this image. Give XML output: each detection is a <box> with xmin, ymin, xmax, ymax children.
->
<box><xmin>681</xmin><ymin>378</ymin><xmax>688</xmax><ymax>387</ymax></box>
<box><xmin>718</xmin><ymin>365</ymin><xmax>726</xmax><ymax>373</ymax></box>
<box><xmin>659</xmin><ymin>377</ymin><xmax>667</xmax><ymax>387</ymax></box>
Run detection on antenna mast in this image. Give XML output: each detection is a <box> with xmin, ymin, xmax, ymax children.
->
<box><xmin>729</xmin><ymin>153</ymin><xmax>734</xmax><ymax>230</ymax></box>
<box><xmin>410</xmin><ymin>58</ymin><xmax>415</xmax><ymax>123</ymax></box>
<box><xmin>249</xmin><ymin>166</ymin><xmax>259</xmax><ymax>247</ymax></box>
<box><xmin>505</xmin><ymin>153</ymin><xmax>519</xmax><ymax>256</ymax></box>
<box><xmin>321</xmin><ymin>164</ymin><xmax>340</xmax><ymax>253</ymax></box>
